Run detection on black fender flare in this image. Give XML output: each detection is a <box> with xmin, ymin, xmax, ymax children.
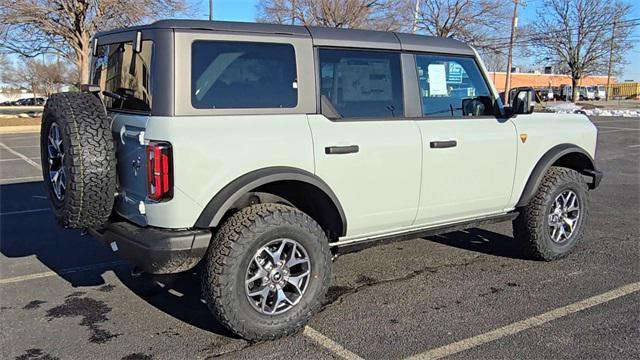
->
<box><xmin>516</xmin><ymin>144</ymin><xmax>597</xmax><ymax>207</ymax></box>
<box><xmin>194</xmin><ymin>166</ymin><xmax>347</xmax><ymax>235</ymax></box>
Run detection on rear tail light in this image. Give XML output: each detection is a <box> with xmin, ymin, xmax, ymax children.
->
<box><xmin>146</xmin><ymin>141</ymin><xmax>173</xmax><ymax>201</ymax></box>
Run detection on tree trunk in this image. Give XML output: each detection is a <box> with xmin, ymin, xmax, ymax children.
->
<box><xmin>73</xmin><ymin>33</ymin><xmax>91</xmax><ymax>84</ymax></box>
<box><xmin>571</xmin><ymin>77</ymin><xmax>579</xmax><ymax>103</ymax></box>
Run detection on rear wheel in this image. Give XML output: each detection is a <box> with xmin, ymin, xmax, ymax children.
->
<box><xmin>513</xmin><ymin>167</ymin><xmax>588</xmax><ymax>261</ymax></box>
<box><xmin>201</xmin><ymin>203</ymin><xmax>331</xmax><ymax>340</ymax></box>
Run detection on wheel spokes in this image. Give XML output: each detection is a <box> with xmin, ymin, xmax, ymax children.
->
<box><xmin>245</xmin><ymin>238</ymin><xmax>311</xmax><ymax>315</ymax></box>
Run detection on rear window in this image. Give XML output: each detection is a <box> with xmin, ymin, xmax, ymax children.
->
<box><xmin>191</xmin><ymin>41</ymin><xmax>298</xmax><ymax>109</ymax></box>
<box><xmin>91</xmin><ymin>40</ymin><xmax>153</xmax><ymax>113</ymax></box>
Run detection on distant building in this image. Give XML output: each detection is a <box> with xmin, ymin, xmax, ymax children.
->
<box><xmin>487</xmin><ymin>72</ymin><xmax>610</xmax><ymax>92</ymax></box>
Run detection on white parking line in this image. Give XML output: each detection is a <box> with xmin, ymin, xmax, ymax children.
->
<box><xmin>0</xmin><ymin>157</ymin><xmax>40</xmax><ymax>162</ymax></box>
<box><xmin>0</xmin><ymin>141</ymin><xmax>41</xmax><ymax>170</ymax></box>
<box><xmin>405</xmin><ymin>282</ymin><xmax>640</xmax><ymax>360</ymax></box>
<box><xmin>0</xmin><ymin>261</ymin><xmax>128</xmax><ymax>285</ymax></box>
<box><xmin>0</xmin><ymin>208</ymin><xmax>49</xmax><ymax>216</ymax></box>
<box><xmin>303</xmin><ymin>326</ymin><xmax>364</xmax><ymax>360</ymax></box>
<box><xmin>628</xmin><ymin>144</ymin><xmax>640</xmax><ymax>148</ymax></box>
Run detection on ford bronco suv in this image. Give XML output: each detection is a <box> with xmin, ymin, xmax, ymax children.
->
<box><xmin>40</xmin><ymin>20</ymin><xmax>602</xmax><ymax>340</ymax></box>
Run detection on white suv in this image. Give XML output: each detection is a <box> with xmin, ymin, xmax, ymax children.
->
<box><xmin>40</xmin><ymin>20</ymin><xmax>602</xmax><ymax>340</ymax></box>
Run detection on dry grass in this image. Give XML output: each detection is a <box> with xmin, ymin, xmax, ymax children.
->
<box><xmin>0</xmin><ymin>117</ymin><xmax>41</xmax><ymax>127</ymax></box>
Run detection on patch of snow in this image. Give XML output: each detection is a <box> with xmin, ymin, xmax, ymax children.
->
<box><xmin>582</xmin><ymin>108</ymin><xmax>640</xmax><ymax>117</ymax></box>
<box><xmin>545</xmin><ymin>102</ymin><xmax>640</xmax><ymax>117</ymax></box>
<box><xmin>546</xmin><ymin>102</ymin><xmax>583</xmax><ymax>114</ymax></box>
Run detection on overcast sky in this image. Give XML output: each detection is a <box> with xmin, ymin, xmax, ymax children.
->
<box><xmin>190</xmin><ymin>0</ymin><xmax>640</xmax><ymax>81</ymax></box>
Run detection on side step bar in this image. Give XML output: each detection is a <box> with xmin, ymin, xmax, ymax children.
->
<box><xmin>331</xmin><ymin>212</ymin><xmax>519</xmax><ymax>255</ymax></box>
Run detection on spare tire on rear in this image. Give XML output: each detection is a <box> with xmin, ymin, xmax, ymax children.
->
<box><xmin>40</xmin><ymin>92</ymin><xmax>116</xmax><ymax>229</ymax></box>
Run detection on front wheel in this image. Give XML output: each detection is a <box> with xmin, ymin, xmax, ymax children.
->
<box><xmin>513</xmin><ymin>167</ymin><xmax>589</xmax><ymax>261</ymax></box>
<box><xmin>201</xmin><ymin>203</ymin><xmax>331</xmax><ymax>340</ymax></box>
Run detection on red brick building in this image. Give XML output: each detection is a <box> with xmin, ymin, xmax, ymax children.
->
<box><xmin>487</xmin><ymin>72</ymin><xmax>610</xmax><ymax>92</ymax></box>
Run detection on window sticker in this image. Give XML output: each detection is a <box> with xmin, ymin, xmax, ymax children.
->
<box><xmin>427</xmin><ymin>64</ymin><xmax>448</xmax><ymax>96</ymax></box>
<box><xmin>448</xmin><ymin>62</ymin><xmax>464</xmax><ymax>84</ymax></box>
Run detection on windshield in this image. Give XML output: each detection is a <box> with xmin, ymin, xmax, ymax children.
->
<box><xmin>91</xmin><ymin>40</ymin><xmax>153</xmax><ymax>112</ymax></box>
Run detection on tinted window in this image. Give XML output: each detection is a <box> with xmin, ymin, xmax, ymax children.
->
<box><xmin>91</xmin><ymin>41</ymin><xmax>153</xmax><ymax>112</ymax></box>
<box><xmin>415</xmin><ymin>55</ymin><xmax>494</xmax><ymax>117</ymax></box>
<box><xmin>319</xmin><ymin>49</ymin><xmax>403</xmax><ymax>118</ymax></box>
<box><xmin>191</xmin><ymin>41</ymin><xmax>297</xmax><ymax>109</ymax></box>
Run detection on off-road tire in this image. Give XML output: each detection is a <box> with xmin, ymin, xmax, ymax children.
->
<box><xmin>513</xmin><ymin>166</ymin><xmax>589</xmax><ymax>261</ymax></box>
<box><xmin>201</xmin><ymin>203</ymin><xmax>331</xmax><ymax>341</ymax></box>
<box><xmin>40</xmin><ymin>92</ymin><xmax>116</xmax><ymax>228</ymax></box>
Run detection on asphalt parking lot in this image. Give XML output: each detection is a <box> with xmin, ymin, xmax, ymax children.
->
<box><xmin>0</xmin><ymin>116</ymin><xmax>638</xmax><ymax>360</ymax></box>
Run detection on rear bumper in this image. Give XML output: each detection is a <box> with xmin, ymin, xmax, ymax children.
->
<box><xmin>88</xmin><ymin>221</ymin><xmax>211</xmax><ymax>274</ymax></box>
<box><xmin>584</xmin><ymin>169</ymin><xmax>603</xmax><ymax>189</ymax></box>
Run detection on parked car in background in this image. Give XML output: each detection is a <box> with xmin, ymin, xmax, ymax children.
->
<box><xmin>595</xmin><ymin>85</ymin><xmax>606</xmax><ymax>100</ymax></box>
<box><xmin>561</xmin><ymin>86</ymin><xmax>595</xmax><ymax>101</ymax></box>
<box><xmin>583</xmin><ymin>87</ymin><xmax>596</xmax><ymax>100</ymax></box>
<box><xmin>15</xmin><ymin>97</ymin><xmax>47</xmax><ymax>106</ymax></box>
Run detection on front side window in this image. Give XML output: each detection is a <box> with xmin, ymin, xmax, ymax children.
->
<box><xmin>415</xmin><ymin>55</ymin><xmax>494</xmax><ymax>117</ymax></box>
<box><xmin>91</xmin><ymin>40</ymin><xmax>153</xmax><ymax>112</ymax></box>
<box><xmin>319</xmin><ymin>49</ymin><xmax>404</xmax><ymax>119</ymax></box>
<box><xmin>191</xmin><ymin>41</ymin><xmax>297</xmax><ymax>109</ymax></box>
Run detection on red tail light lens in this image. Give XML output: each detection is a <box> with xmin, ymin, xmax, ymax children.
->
<box><xmin>146</xmin><ymin>141</ymin><xmax>173</xmax><ymax>201</ymax></box>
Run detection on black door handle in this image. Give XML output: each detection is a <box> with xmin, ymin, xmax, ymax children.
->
<box><xmin>325</xmin><ymin>145</ymin><xmax>359</xmax><ymax>155</ymax></box>
<box><xmin>430</xmin><ymin>140</ymin><xmax>457</xmax><ymax>149</ymax></box>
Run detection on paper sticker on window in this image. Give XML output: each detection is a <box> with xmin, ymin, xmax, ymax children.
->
<box><xmin>448</xmin><ymin>63</ymin><xmax>464</xmax><ymax>84</ymax></box>
<box><xmin>427</xmin><ymin>64</ymin><xmax>447</xmax><ymax>96</ymax></box>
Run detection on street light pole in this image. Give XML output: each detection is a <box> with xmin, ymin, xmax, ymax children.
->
<box><xmin>605</xmin><ymin>20</ymin><xmax>616</xmax><ymax>101</ymax></box>
<box><xmin>209</xmin><ymin>0</ymin><xmax>213</xmax><ymax>21</ymax></box>
<box><xmin>503</xmin><ymin>0</ymin><xmax>519</xmax><ymax>105</ymax></box>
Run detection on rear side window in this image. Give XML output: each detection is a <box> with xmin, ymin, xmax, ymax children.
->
<box><xmin>191</xmin><ymin>41</ymin><xmax>297</xmax><ymax>109</ymax></box>
<box><xmin>415</xmin><ymin>54</ymin><xmax>494</xmax><ymax>117</ymax></box>
<box><xmin>91</xmin><ymin>40</ymin><xmax>153</xmax><ymax>113</ymax></box>
<box><xmin>318</xmin><ymin>49</ymin><xmax>404</xmax><ymax>119</ymax></box>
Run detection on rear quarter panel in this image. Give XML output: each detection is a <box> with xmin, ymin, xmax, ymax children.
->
<box><xmin>142</xmin><ymin>115</ymin><xmax>315</xmax><ymax>228</ymax></box>
<box><xmin>508</xmin><ymin>112</ymin><xmax>598</xmax><ymax>208</ymax></box>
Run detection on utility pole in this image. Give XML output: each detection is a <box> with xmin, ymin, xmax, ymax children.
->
<box><xmin>605</xmin><ymin>20</ymin><xmax>616</xmax><ymax>101</ymax></box>
<box><xmin>209</xmin><ymin>0</ymin><xmax>213</xmax><ymax>21</ymax></box>
<box><xmin>503</xmin><ymin>0</ymin><xmax>519</xmax><ymax>105</ymax></box>
<box><xmin>412</xmin><ymin>0</ymin><xmax>420</xmax><ymax>33</ymax></box>
<box><xmin>291</xmin><ymin>0</ymin><xmax>296</xmax><ymax>25</ymax></box>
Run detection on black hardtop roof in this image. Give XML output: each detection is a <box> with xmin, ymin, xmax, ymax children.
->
<box><xmin>95</xmin><ymin>19</ymin><xmax>475</xmax><ymax>55</ymax></box>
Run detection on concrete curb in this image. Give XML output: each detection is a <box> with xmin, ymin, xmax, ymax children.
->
<box><xmin>0</xmin><ymin>125</ymin><xmax>41</xmax><ymax>134</ymax></box>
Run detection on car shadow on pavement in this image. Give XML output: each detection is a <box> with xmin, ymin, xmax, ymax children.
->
<box><xmin>426</xmin><ymin>228</ymin><xmax>528</xmax><ymax>260</ymax></box>
<box><xmin>0</xmin><ymin>181</ymin><xmax>233</xmax><ymax>337</ymax></box>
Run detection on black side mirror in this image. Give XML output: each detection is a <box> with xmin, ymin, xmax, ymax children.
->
<box><xmin>510</xmin><ymin>88</ymin><xmax>535</xmax><ymax>115</ymax></box>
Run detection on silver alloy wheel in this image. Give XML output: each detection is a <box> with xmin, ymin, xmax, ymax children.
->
<box><xmin>245</xmin><ymin>238</ymin><xmax>311</xmax><ymax>315</ymax></box>
<box><xmin>47</xmin><ymin>122</ymin><xmax>66</xmax><ymax>201</ymax></box>
<box><xmin>547</xmin><ymin>190</ymin><xmax>580</xmax><ymax>243</ymax></box>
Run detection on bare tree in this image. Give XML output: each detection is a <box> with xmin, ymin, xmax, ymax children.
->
<box><xmin>257</xmin><ymin>0</ymin><xmax>404</xmax><ymax>30</ymax></box>
<box><xmin>2</xmin><ymin>58</ymin><xmax>42</xmax><ymax>99</ymax></box>
<box><xmin>408</xmin><ymin>0</ymin><xmax>510</xmax><ymax>50</ymax></box>
<box><xmin>530</xmin><ymin>0</ymin><xmax>636</xmax><ymax>102</ymax></box>
<box><xmin>480</xmin><ymin>49</ymin><xmax>507</xmax><ymax>72</ymax></box>
<box><xmin>0</xmin><ymin>0</ymin><xmax>187</xmax><ymax>84</ymax></box>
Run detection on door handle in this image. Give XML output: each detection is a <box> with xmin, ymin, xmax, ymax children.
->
<box><xmin>325</xmin><ymin>145</ymin><xmax>359</xmax><ymax>155</ymax></box>
<box><xmin>430</xmin><ymin>140</ymin><xmax>457</xmax><ymax>149</ymax></box>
